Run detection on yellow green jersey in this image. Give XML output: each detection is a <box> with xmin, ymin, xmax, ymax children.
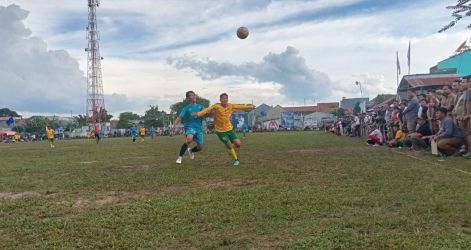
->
<box><xmin>139</xmin><ymin>127</ymin><xmax>146</xmax><ymax>136</ymax></box>
<box><xmin>196</xmin><ymin>103</ymin><xmax>254</xmax><ymax>132</ymax></box>
<box><xmin>46</xmin><ymin>128</ymin><xmax>54</xmax><ymax>139</ymax></box>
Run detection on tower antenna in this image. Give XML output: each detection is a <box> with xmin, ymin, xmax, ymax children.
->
<box><xmin>85</xmin><ymin>0</ymin><xmax>106</xmax><ymax>130</ymax></box>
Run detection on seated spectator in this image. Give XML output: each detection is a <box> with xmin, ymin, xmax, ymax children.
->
<box><xmin>424</xmin><ymin>108</ymin><xmax>465</xmax><ymax>156</ymax></box>
<box><xmin>403</xmin><ymin>115</ymin><xmax>433</xmax><ymax>151</ymax></box>
<box><xmin>387</xmin><ymin>124</ymin><xmax>405</xmax><ymax>148</ymax></box>
<box><xmin>367</xmin><ymin>127</ymin><xmax>383</xmax><ymax>146</ymax></box>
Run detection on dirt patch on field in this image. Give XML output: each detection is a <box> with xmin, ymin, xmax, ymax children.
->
<box><xmin>71</xmin><ymin>179</ymin><xmax>268</xmax><ymax>210</ymax></box>
<box><xmin>288</xmin><ymin>149</ymin><xmax>329</xmax><ymax>154</ymax></box>
<box><xmin>72</xmin><ymin>190</ymin><xmax>154</xmax><ymax>210</ymax></box>
<box><xmin>79</xmin><ymin>161</ymin><xmax>97</xmax><ymax>164</ymax></box>
<box><xmin>112</xmin><ymin>165</ymin><xmax>152</xmax><ymax>171</ymax></box>
<box><xmin>120</xmin><ymin>156</ymin><xmax>153</xmax><ymax>160</ymax></box>
<box><xmin>72</xmin><ymin>184</ymin><xmax>194</xmax><ymax>210</ymax></box>
<box><xmin>0</xmin><ymin>191</ymin><xmax>42</xmax><ymax>199</ymax></box>
<box><xmin>202</xmin><ymin>179</ymin><xmax>268</xmax><ymax>188</ymax></box>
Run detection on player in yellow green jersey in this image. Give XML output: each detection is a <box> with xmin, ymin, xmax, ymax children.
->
<box><xmin>46</xmin><ymin>126</ymin><xmax>55</xmax><ymax>148</ymax></box>
<box><xmin>193</xmin><ymin>93</ymin><xmax>255</xmax><ymax>167</ymax></box>
<box><xmin>139</xmin><ymin>125</ymin><xmax>146</xmax><ymax>142</ymax></box>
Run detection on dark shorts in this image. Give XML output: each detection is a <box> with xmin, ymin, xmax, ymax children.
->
<box><xmin>216</xmin><ymin>130</ymin><xmax>238</xmax><ymax>144</ymax></box>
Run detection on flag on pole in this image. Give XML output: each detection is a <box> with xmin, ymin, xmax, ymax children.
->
<box><xmin>455</xmin><ymin>40</ymin><xmax>467</xmax><ymax>53</ymax></box>
<box><xmin>6</xmin><ymin>116</ymin><xmax>14</xmax><ymax>126</ymax></box>
<box><xmin>407</xmin><ymin>41</ymin><xmax>411</xmax><ymax>74</ymax></box>
<box><xmin>396</xmin><ymin>51</ymin><xmax>401</xmax><ymax>75</ymax></box>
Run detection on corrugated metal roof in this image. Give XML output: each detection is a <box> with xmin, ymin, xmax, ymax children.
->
<box><xmin>282</xmin><ymin>106</ymin><xmax>318</xmax><ymax>113</ymax></box>
<box><xmin>402</xmin><ymin>74</ymin><xmax>460</xmax><ymax>88</ymax></box>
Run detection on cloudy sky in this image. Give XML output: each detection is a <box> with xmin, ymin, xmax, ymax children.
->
<box><xmin>0</xmin><ymin>0</ymin><xmax>469</xmax><ymax>117</ymax></box>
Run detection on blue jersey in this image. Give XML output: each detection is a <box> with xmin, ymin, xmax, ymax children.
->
<box><xmin>130</xmin><ymin>127</ymin><xmax>138</xmax><ymax>136</ymax></box>
<box><xmin>180</xmin><ymin>103</ymin><xmax>204</xmax><ymax>131</ymax></box>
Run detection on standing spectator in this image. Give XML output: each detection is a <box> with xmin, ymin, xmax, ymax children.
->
<box><xmin>426</xmin><ymin>90</ymin><xmax>440</xmax><ymax>134</ymax></box>
<box><xmin>462</xmin><ymin>78</ymin><xmax>471</xmax><ymax>158</ymax></box>
<box><xmin>418</xmin><ymin>99</ymin><xmax>428</xmax><ymax>123</ymax></box>
<box><xmin>402</xmin><ymin>90</ymin><xmax>419</xmax><ymax>133</ymax></box>
<box><xmin>353</xmin><ymin>114</ymin><xmax>361</xmax><ymax>137</ymax></box>
<box><xmin>451</xmin><ymin>80</ymin><xmax>462</xmax><ymax>107</ymax></box>
<box><xmin>452</xmin><ymin>80</ymin><xmax>468</xmax><ymax>125</ymax></box>
<box><xmin>418</xmin><ymin>93</ymin><xmax>427</xmax><ymax>102</ymax></box>
<box><xmin>440</xmin><ymin>86</ymin><xmax>456</xmax><ymax>114</ymax></box>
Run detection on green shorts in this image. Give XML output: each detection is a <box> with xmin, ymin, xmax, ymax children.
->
<box><xmin>49</xmin><ymin>138</ymin><xmax>54</xmax><ymax>143</ymax></box>
<box><xmin>216</xmin><ymin>130</ymin><xmax>238</xmax><ymax>144</ymax></box>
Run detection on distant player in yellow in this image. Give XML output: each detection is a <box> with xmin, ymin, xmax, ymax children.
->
<box><xmin>193</xmin><ymin>93</ymin><xmax>255</xmax><ymax>167</ymax></box>
<box><xmin>14</xmin><ymin>132</ymin><xmax>20</xmax><ymax>143</ymax></box>
<box><xmin>139</xmin><ymin>125</ymin><xmax>146</xmax><ymax>142</ymax></box>
<box><xmin>46</xmin><ymin>126</ymin><xmax>55</xmax><ymax>148</ymax></box>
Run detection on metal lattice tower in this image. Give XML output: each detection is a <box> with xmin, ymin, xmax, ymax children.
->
<box><xmin>85</xmin><ymin>0</ymin><xmax>105</xmax><ymax>128</ymax></box>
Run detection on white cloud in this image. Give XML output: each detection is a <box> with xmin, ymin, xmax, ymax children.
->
<box><xmin>2</xmin><ymin>0</ymin><xmax>470</xmax><ymax>115</ymax></box>
<box><xmin>0</xmin><ymin>4</ymin><xmax>86</xmax><ymax>114</ymax></box>
<box><xmin>167</xmin><ymin>46</ymin><xmax>333</xmax><ymax>102</ymax></box>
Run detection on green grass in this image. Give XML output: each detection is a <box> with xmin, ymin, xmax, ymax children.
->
<box><xmin>0</xmin><ymin>131</ymin><xmax>470</xmax><ymax>249</ymax></box>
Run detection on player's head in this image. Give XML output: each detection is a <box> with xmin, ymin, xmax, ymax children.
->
<box><xmin>220</xmin><ymin>93</ymin><xmax>228</xmax><ymax>105</ymax></box>
<box><xmin>186</xmin><ymin>91</ymin><xmax>196</xmax><ymax>103</ymax></box>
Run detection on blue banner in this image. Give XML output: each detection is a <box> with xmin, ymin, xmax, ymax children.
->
<box><xmin>231</xmin><ymin>113</ymin><xmax>249</xmax><ymax>131</ymax></box>
<box><xmin>6</xmin><ymin>116</ymin><xmax>14</xmax><ymax>126</ymax></box>
<box><xmin>281</xmin><ymin>112</ymin><xmax>294</xmax><ymax>129</ymax></box>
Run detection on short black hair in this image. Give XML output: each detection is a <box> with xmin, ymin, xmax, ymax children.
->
<box><xmin>436</xmin><ymin>107</ymin><xmax>448</xmax><ymax>115</ymax></box>
<box><xmin>185</xmin><ymin>91</ymin><xmax>195</xmax><ymax>98</ymax></box>
<box><xmin>220</xmin><ymin>93</ymin><xmax>228</xmax><ymax>99</ymax></box>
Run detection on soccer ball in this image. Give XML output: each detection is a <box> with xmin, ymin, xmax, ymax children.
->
<box><xmin>237</xmin><ymin>27</ymin><xmax>249</xmax><ymax>39</ymax></box>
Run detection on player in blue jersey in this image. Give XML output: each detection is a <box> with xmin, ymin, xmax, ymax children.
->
<box><xmin>172</xmin><ymin>91</ymin><xmax>205</xmax><ymax>164</ymax></box>
<box><xmin>130</xmin><ymin>125</ymin><xmax>138</xmax><ymax>143</ymax></box>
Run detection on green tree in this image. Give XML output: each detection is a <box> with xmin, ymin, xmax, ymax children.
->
<box><xmin>105</xmin><ymin>112</ymin><xmax>113</xmax><ymax>122</ymax></box>
<box><xmin>74</xmin><ymin>115</ymin><xmax>88</xmax><ymax>127</ymax></box>
<box><xmin>117</xmin><ymin>112</ymin><xmax>141</xmax><ymax>129</ymax></box>
<box><xmin>100</xmin><ymin>109</ymin><xmax>113</xmax><ymax>122</ymax></box>
<box><xmin>353</xmin><ymin>102</ymin><xmax>361</xmax><ymax>115</ymax></box>
<box><xmin>0</xmin><ymin>108</ymin><xmax>20</xmax><ymax>117</ymax></box>
<box><xmin>25</xmin><ymin>116</ymin><xmax>51</xmax><ymax>134</ymax></box>
<box><xmin>170</xmin><ymin>95</ymin><xmax>210</xmax><ymax>115</ymax></box>
<box><xmin>439</xmin><ymin>1</ymin><xmax>471</xmax><ymax>32</ymax></box>
<box><xmin>12</xmin><ymin>126</ymin><xmax>25</xmax><ymax>133</ymax></box>
<box><xmin>371</xmin><ymin>94</ymin><xmax>395</xmax><ymax>106</ymax></box>
<box><xmin>65</xmin><ymin>120</ymin><xmax>80</xmax><ymax>132</ymax></box>
<box><xmin>331</xmin><ymin>108</ymin><xmax>346</xmax><ymax>118</ymax></box>
<box><xmin>143</xmin><ymin>105</ymin><xmax>166</xmax><ymax>128</ymax></box>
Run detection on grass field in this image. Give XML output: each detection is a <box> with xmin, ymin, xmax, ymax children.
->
<box><xmin>0</xmin><ymin>131</ymin><xmax>470</xmax><ymax>249</ymax></box>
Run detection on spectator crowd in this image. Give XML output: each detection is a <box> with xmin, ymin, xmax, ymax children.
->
<box><xmin>331</xmin><ymin>77</ymin><xmax>471</xmax><ymax>159</ymax></box>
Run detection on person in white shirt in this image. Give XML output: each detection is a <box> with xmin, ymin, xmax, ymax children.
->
<box><xmin>367</xmin><ymin>127</ymin><xmax>383</xmax><ymax>146</ymax></box>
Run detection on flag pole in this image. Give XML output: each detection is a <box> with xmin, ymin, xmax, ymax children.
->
<box><xmin>396</xmin><ymin>51</ymin><xmax>400</xmax><ymax>87</ymax></box>
<box><xmin>407</xmin><ymin>40</ymin><xmax>411</xmax><ymax>75</ymax></box>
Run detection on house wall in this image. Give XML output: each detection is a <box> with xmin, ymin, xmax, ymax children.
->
<box><xmin>438</xmin><ymin>50</ymin><xmax>471</xmax><ymax>77</ymax></box>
